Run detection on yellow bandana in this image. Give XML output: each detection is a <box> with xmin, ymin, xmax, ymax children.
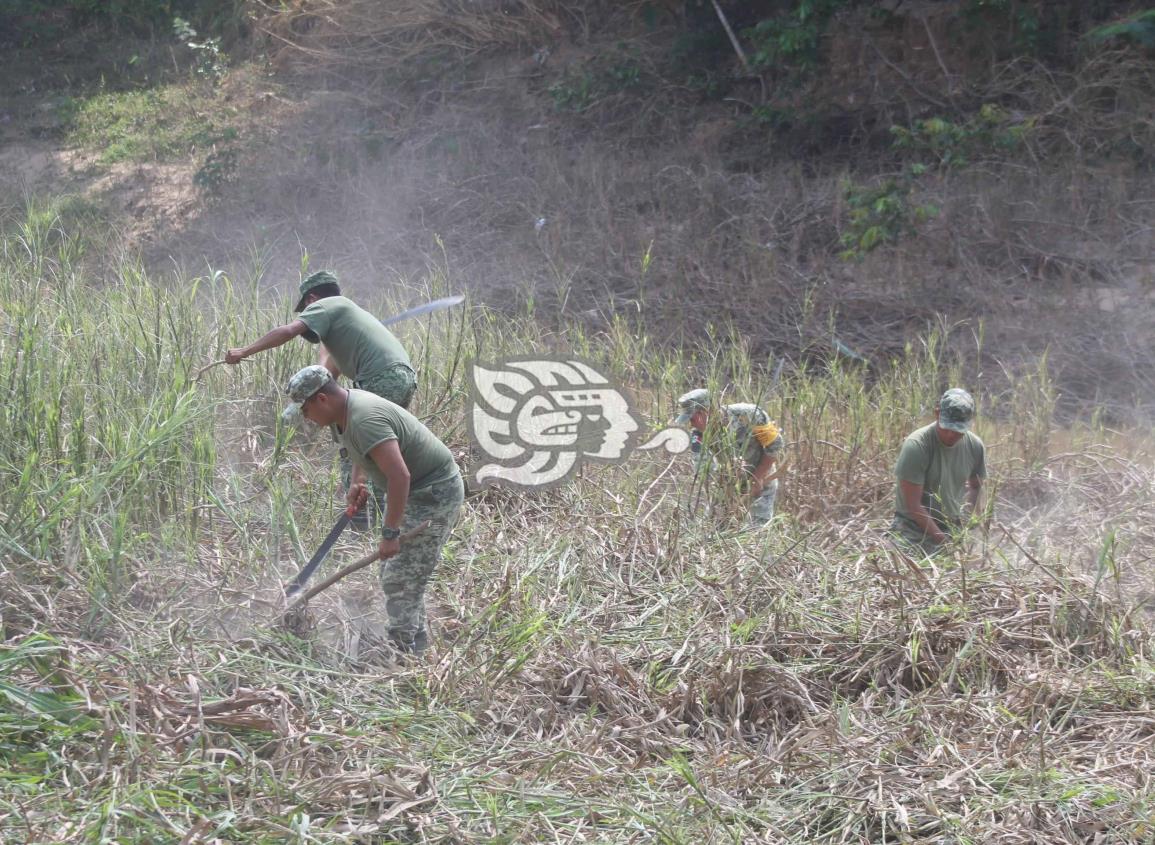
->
<box><xmin>752</xmin><ymin>421</ymin><xmax>779</xmax><ymax>447</ymax></box>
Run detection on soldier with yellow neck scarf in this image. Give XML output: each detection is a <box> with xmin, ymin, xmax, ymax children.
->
<box><xmin>674</xmin><ymin>388</ymin><xmax>787</xmax><ymax>527</ymax></box>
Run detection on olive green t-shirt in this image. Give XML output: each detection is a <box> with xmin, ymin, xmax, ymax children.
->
<box><xmin>893</xmin><ymin>422</ymin><xmax>986</xmax><ymax>536</ymax></box>
<box><xmin>337</xmin><ymin>390</ymin><xmax>458</xmax><ymax>492</ymax></box>
<box><xmin>298</xmin><ymin>296</ymin><xmax>411</xmax><ymax>384</ymax></box>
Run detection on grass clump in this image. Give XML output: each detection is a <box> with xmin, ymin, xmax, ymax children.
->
<box><xmin>62</xmin><ymin>83</ymin><xmax>237</xmax><ymax>165</ymax></box>
<box><xmin>1</xmin><ymin>205</ymin><xmax>1154</xmax><ymax>842</ymax></box>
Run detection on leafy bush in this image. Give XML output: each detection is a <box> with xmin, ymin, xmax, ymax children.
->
<box><xmin>1087</xmin><ymin>9</ymin><xmax>1155</xmax><ymax>49</ymax></box>
<box><xmin>839</xmin><ymin>177</ymin><xmax>937</xmax><ymax>259</ymax></box>
<box><xmin>548</xmin><ymin>72</ymin><xmax>598</xmax><ymax>112</ymax></box>
<box><xmin>890</xmin><ymin>104</ymin><xmax>1034</xmax><ymax>169</ymax></box>
<box><xmin>743</xmin><ymin>0</ymin><xmax>850</xmax><ymax>73</ymax></box>
<box><xmin>547</xmin><ymin>53</ymin><xmax>649</xmax><ymax>113</ymax></box>
<box><xmin>194</xmin><ymin>144</ymin><xmax>239</xmax><ymax>197</ymax></box>
<box><xmin>173</xmin><ymin>15</ymin><xmax>227</xmax><ymax>81</ymax></box>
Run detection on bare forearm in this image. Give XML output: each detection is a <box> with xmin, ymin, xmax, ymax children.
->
<box><xmin>748</xmin><ymin>457</ymin><xmax>777</xmax><ymax>498</ymax></box>
<box><xmin>319</xmin><ymin>343</ymin><xmax>341</xmax><ymax>378</ymax></box>
<box><xmin>912</xmin><ymin>506</ymin><xmax>946</xmax><ymax>542</ymax></box>
<box><xmin>964</xmin><ymin>483</ymin><xmax>981</xmax><ymax>515</ymax></box>
<box><xmin>900</xmin><ymin>480</ymin><xmax>945</xmax><ymax>542</ymax></box>
<box><xmin>762</xmin><ymin>456</ymin><xmax>786</xmax><ymax>484</ymax></box>
<box><xmin>240</xmin><ymin>324</ymin><xmax>299</xmax><ymax>358</ymax></box>
<box><xmin>383</xmin><ymin>474</ymin><xmax>410</xmax><ymax>530</ymax></box>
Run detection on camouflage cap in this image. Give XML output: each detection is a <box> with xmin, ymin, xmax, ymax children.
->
<box><xmin>674</xmin><ymin>388</ymin><xmax>710</xmax><ymax>425</ymax></box>
<box><xmin>282</xmin><ymin>365</ymin><xmax>332</xmax><ymax>426</ymax></box>
<box><xmin>937</xmin><ymin>388</ymin><xmax>975</xmax><ymax>433</ymax></box>
<box><xmin>293</xmin><ymin>270</ymin><xmax>340</xmax><ymax>312</ymax></box>
<box><xmin>722</xmin><ymin>402</ymin><xmax>765</xmax><ymax>429</ymax></box>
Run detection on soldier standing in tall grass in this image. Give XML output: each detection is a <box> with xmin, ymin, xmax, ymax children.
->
<box><xmin>891</xmin><ymin>388</ymin><xmax>986</xmax><ymax>555</ymax></box>
<box><xmin>225</xmin><ymin>270</ymin><xmax>417</xmax><ymax>526</ymax></box>
<box><xmin>283</xmin><ymin>365</ymin><xmax>463</xmax><ymax>654</ymax></box>
<box><xmin>675</xmin><ymin>388</ymin><xmax>787</xmax><ymax>527</ymax></box>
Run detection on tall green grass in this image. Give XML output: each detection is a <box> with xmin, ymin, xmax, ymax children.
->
<box><xmin>1</xmin><ymin>202</ymin><xmax>1152</xmax><ymax>843</ymax></box>
<box><xmin>0</xmin><ymin>198</ymin><xmax>1113</xmax><ymax>611</ymax></box>
<box><xmin>0</xmin><ymin>206</ymin><xmax>284</xmax><ymax>579</ymax></box>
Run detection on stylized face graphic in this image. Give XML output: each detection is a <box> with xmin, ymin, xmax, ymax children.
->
<box><xmin>551</xmin><ymin>386</ymin><xmax>638</xmax><ymax>459</ymax></box>
<box><xmin>469</xmin><ymin>358</ymin><xmax>643</xmax><ymax>488</ymax></box>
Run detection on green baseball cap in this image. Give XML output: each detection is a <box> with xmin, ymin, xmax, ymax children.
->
<box><xmin>674</xmin><ymin>388</ymin><xmax>710</xmax><ymax>425</ymax></box>
<box><xmin>281</xmin><ymin>364</ymin><xmax>332</xmax><ymax>425</ymax></box>
<box><xmin>937</xmin><ymin>388</ymin><xmax>976</xmax><ymax>433</ymax></box>
<box><xmin>293</xmin><ymin>270</ymin><xmax>340</xmax><ymax>312</ymax></box>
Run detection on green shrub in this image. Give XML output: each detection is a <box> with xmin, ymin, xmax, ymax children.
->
<box><xmin>890</xmin><ymin>104</ymin><xmax>1034</xmax><ymax>169</ymax></box>
<box><xmin>743</xmin><ymin>0</ymin><xmax>850</xmax><ymax>74</ymax></box>
<box><xmin>547</xmin><ymin>52</ymin><xmax>650</xmax><ymax>113</ymax></box>
<box><xmin>173</xmin><ymin>15</ymin><xmax>227</xmax><ymax>82</ymax></box>
<box><xmin>839</xmin><ymin>177</ymin><xmax>938</xmax><ymax>259</ymax></box>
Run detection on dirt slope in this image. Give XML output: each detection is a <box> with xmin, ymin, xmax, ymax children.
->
<box><xmin>2</xmin><ymin>1</ymin><xmax>1153</xmax><ymax>420</ymax></box>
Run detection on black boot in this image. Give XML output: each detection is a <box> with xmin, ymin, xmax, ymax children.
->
<box><xmin>388</xmin><ymin>627</ymin><xmax>430</xmax><ymax>655</ymax></box>
<box><xmin>388</xmin><ymin>629</ymin><xmax>418</xmax><ymax>654</ymax></box>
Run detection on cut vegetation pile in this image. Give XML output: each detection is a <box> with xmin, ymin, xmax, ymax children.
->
<box><xmin>2</xmin><ymin>208</ymin><xmax>1154</xmax><ymax>842</ymax></box>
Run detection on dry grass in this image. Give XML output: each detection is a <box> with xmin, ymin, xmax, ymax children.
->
<box><xmin>254</xmin><ymin>0</ymin><xmax>573</xmax><ymax>72</ymax></box>
<box><xmin>2</xmin><ymin>214</ymin><xmax>1154</xmax><ymax>841</ymax></box>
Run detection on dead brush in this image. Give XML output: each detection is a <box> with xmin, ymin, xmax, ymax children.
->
<box><xmin>4</xmin><ymin>222</ymin><xmax>1155</xmax><ymax>841</ymax></box>
<box><xmin>254</xmin><ymin>0</ymin><xmax>570</xmax><ymax>72</ymax></box>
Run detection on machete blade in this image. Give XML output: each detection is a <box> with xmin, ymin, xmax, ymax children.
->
<box><xmin>284</xmin><ymin>509</ymin><xmax>354</xmax><ymax>596</ymax></box>
<box><xmin>381</xmin><ymin>295</ymin><xmax>465</xmax><ymax>327</ymax></box>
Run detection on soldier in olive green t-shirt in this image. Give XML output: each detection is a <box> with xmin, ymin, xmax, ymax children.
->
<box><xmin>225</xmin><ymin>270</ymin><xmax>419</xmax><ymax>528</ymax></box>
<box><xmin>892</xmin><ymin>388</ymin><xmax>986</xmax><ymax>554</ymax></box>
<box><xmin>225</xmin><ymin>270</ymin><xmax>417</xmax><ymax>407</ymax></box>
<box><xmin>284</xmin><ymin>365</ymin><xmax>463</xmax><ymax>655</ymax></box>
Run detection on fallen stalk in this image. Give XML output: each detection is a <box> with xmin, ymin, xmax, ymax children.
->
<box><xmin>192</xmin><ymin>359</ymin><xmax>227</xmax><ymax>382</ymax></box>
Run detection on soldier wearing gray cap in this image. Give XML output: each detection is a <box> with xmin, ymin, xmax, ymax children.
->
<box><xmin>227</xmin><ymin>270</ymin><xmax>417</xmax><ymax>527</ymax></box>
<box><xmin>892</xmin><ymin>388</ymin><xmax>986</xmax><ymax>554</ymax></box>
<box><xmin>284</xmin><ymin>365</ymin><xmax>463</xmax><ymax>654</ymax></box>
<box><xmin>675</xmin><ymin>388</ymin><xmax>787</xmax><ymax>527</ymax></box>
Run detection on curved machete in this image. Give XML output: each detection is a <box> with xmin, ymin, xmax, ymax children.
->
<box><xmin>381</xmin><ymin>295</ymin><xmax>465</xmax><ymax>327</ymax></box>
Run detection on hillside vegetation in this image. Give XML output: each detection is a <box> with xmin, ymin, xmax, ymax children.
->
<box><xmin>1</xmin><ymin>2</ymin><xmax>1155</xmax><ymax>843</ymax></box>
<box><xmin>2</xmin><ymin>0</ymin><xmax>1155</xmax><ymax>417</ymax></box>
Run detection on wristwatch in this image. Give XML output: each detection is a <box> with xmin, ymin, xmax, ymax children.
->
<box><xmin>381</xmin><ymin>526</ymin><xmax>401</xmax><ymax>541</ymax></box>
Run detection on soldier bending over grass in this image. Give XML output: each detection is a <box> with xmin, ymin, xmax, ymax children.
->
<box><xmin>891</xmin><ymin>388</ymin><xmax>986</xmax><ymax>556</ymax></box>
<box><xmin>675</xmin><ymin>388</ymin><xmax>787</xmax><ymax>527</ymax></box>
<box><xmin>283</xmin><ymin>365</ymin><xmax>463</xmax><ymax>654</ymax></box>
<box><xmin>227</xmin><ymin>270</ymin><xmax>417</xmax><ymax>527</ymax></box>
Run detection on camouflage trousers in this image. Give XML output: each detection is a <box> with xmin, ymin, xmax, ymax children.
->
<box><xmin>339</xmin><ymin>363</ymin><xmax>419</xmax><ymax>523</ymax></box>
<box><xmin>749</xmin><ymin>479</ymin><xmax>779</xmax><ymax>527</ymax></box>
<box><xmin>380</xmin><ymin>474</ymin><xmax>464</xmax><ymax>651</ymax></box>
<box><xmin>354</xmin><ymin>363</ymin><xmax>418</xmax><ymax>410</ymax></box>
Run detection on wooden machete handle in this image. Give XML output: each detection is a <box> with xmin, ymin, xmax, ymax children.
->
<box><xmin>284</xmin><ymin>520</ymin><xmax>430</xmax><ymax>609</ymax></box>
